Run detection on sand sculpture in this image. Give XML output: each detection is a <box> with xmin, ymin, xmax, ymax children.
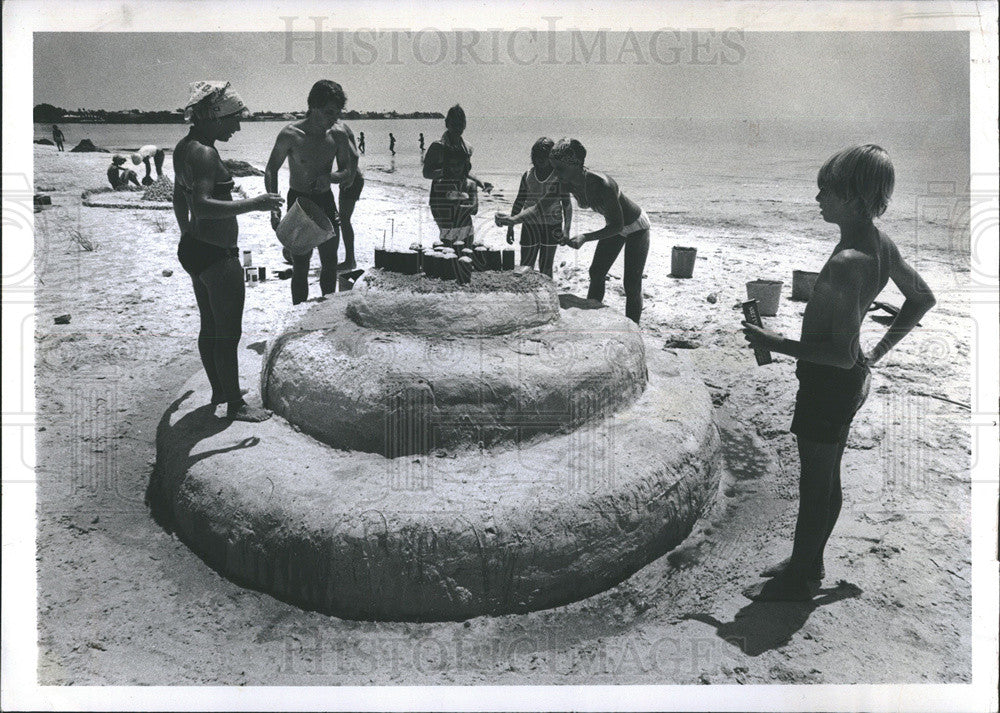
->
<box><xmin>153</xmin><ymin>265</ymin><xmax>722</xmax><ymax>621</ymax></box>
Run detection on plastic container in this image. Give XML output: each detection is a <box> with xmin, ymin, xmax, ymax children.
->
<box><xmin>399</xmin><ymin>250</ymin><xmax>420</xmax><ymax>275</ymax></box>
<box><xmin>746</xmin><ymin>280</ymin><xmax>783</xmax><ymax>316</ymax></box>
<box><xmin>457</xmin><ymin>256</ymin><xmax>473</xmax><ymax>285</ymax></box>
<box><xmin>791</xmin><ymin>270</ymin><xmax>820</xmax><ymax>301</ymax></box>
<box><xmin>485</xmin><ymin>248</ymin><xmax>502</xmax><ymax>271</ymax></box>
<box><xmin>276</xmin><ymin>197</ymin><xmax>335</xmax><ymax>255</ymax></box>
<box><xmin>473</xmin><ymin>246</ymin><xmax>490</xmax><ymax>271</ymax></box>
<box><xmin>421</xmin><ymin>253</ymin><xmax>436</xmax><ymax>278</ymax></box>
<box><xmin>671</xmin><ymin>246</ymin><xmax>697</xmax><ymax>278</ymax></box>
<box><xmin>439</xmin><ymin>255</ymin><xmax>457</xmax><ymax>281</ymax></box>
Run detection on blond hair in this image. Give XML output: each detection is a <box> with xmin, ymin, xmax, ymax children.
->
<box><xmin>818</xmin><ymin>144</ymin><xmax>895</xmax><ymax>218</ymax></box>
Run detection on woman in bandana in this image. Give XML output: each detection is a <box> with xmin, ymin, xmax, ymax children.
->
<box><xmin>497</xmin><ymin>139</ymin><xmax>651</xmax><ymax>324</ymax></box>
<box><xmin>172</xmin><ymin>81</ymin><xmax>284</xmax><ymax>422</ymax></box>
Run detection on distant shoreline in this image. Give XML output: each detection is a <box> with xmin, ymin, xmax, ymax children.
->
<box><xmin>34</xmin><ymin>105</ymin><xmax>444</xmax><ymax>125</ymax></box>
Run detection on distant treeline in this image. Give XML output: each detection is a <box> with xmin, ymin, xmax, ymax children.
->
<box><xmin>34</xmin><ymin>103</ymin><xmax>443</xmax><ymax>124</ymax></box>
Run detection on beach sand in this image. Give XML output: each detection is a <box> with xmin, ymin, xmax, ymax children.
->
<box><xmin>33</xmin><ymin>145</ymin><xmax>971</xmax><ymax>684</ymax></box>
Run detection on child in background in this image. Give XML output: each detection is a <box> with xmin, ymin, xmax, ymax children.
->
<box><xmin>742</xmin><ymin>144</ymin><xmax>936</xmax><ymax>601</ymax></box>
<box><xmin>506</xmin><ymin>136</ymin><xmax>572</xmax><ymax>277</ymax></box>
<box><xmin>429</xmin><ymin>148</ymin><xmax>478</xmax><ymax>249</ymax></box>
<box><xmin>107</xmin><ymin>155</ymin><xmax>141</xmax><ymax>190</ymax></box>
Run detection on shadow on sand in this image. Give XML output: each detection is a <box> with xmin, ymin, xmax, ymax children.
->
<box><xmin>146</xmin><ymin>389</ymin><xmax>260</xmax><ymax>533</ymax></box>
<box><xmin>684</xmin><ymin>581</ymin><xmax>863</xmax><ymax>656</ymax></box>
<box><xmin>558</xmin><ymin>293</ymin><xmax>606</xmax><ymax>311</ymax></box>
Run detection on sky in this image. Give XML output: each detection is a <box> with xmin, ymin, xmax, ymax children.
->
<box><xmin>34</xmin><ymin>31</ymin><xmax>967</xmax><ymax>121</ymax></box>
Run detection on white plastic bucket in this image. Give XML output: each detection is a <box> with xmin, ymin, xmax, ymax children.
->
<box><xmin>276</xmin><ymin>198</ymin><xmax>334</xmax><ymax>255</ymax></box>
<box><xmin>746</xmin><ymin>280</ymin><xmax>783</xmax><ymax>316</ymax></box>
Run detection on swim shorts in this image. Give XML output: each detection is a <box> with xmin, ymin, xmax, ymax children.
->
<box><xmin>520</xmin><ymin>222</ymin><xmax>561</xmax><ymax>248</ymax></box>
<box><xmin>339</xmin><ymin>172</ymin><xmax>365</xmax><ymax>203</ymax></box>
<box><xmin>790</xmin><ymin>358</ymin><xmax>871</xmax><ymax>444</ymax></box>
<box><xmin>287</xmin><ymin>188</ymin><xmax>340</xmax><ymax>229</ymax></box>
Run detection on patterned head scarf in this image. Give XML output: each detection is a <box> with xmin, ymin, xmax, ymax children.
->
<box><xmin>184</xmin><ymin>81</ymin><xmax>251</xmax><ymax>122</ymax></box>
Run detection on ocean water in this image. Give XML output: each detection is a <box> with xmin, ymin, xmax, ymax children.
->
<box><xmin>37</xmin><ymin>115</ymin><xmax>967</xmax><ymax>249</ymax></box>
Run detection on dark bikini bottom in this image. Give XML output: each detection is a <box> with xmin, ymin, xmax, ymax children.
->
<box><xmin>177</xmin><ymin>234</ymin><xmax>239</xmax><ymax>277</ymax></box>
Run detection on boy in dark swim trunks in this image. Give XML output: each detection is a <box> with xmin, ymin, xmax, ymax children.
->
<box><xmin>742</xmin><ymin>145</ymin><xmax>936</xmax><ymax>601</ymax></box>
<box><xmin>265</xmin><ymin>80</ymin><xmax>355</xmax><ymax>304</ymax></box>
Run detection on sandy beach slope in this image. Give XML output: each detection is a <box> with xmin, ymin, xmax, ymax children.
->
<box><xmin>33</xmin><ymin>145</ymin><xmax>971</xmax><ymax>684</ymax></box>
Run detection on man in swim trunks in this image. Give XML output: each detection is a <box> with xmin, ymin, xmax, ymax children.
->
<box><xmin>265</xmin><ymin>80</ymin><xmax>355</xmax><ymax>304</ymax></box>
<box><xmin>742</xmin><ymin>145</ymin><xmax>936</xmax><ymax>601</ymax></box>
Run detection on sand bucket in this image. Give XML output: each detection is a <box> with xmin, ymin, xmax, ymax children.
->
<box><xmin>409</xmin><ymin>243</ymin><xmax>424</xmax><ymax>268</ymax></box>
<box><xmin>671</xmin><ymin>246</ymin><xmax>697</xmax><ymax>278</ymax></box>
<box><xmin>472</xmin><ymin>246</ymin><xmax>490</xmax><ymax>271</ymax></box>
<box><xmin>791</xmin><ymin>270</ymin><xmax>820</xmax><ymax>301</ymax></box>
<box><xmin>423</xmin><ymin>253</ymin><xmax>442</xmax><ymax>278</ymax></box>
<box><xmin>421</xmin><ymin>253</ymin><xmax>436</xmax><ymax>278</ymax></box>
<box><xmin>439</xmin><ymin>255</ymin><xmax>457</xmax><ymax>281</ymax></box>
<box><xmin>502</xmin><ymin>248</ymin><xmax>515</xmax><ymax>271</ymax></box>
<box><xmin>746</xmin><ymin>280</ymin><xmax>783</xmax><ymax>316</ymax></box>
<box><xmin>276</xmin><ymin>197</ymin><xmax>335</xmax><ymax>255</ymax></box>
<box><xmin>399</xmin><ymin>250</ymin><xmax>420</xmax><ymax>275</ymax></box>
<box><xmin>485</xmin><ymin>248</ymin><xmax>502</xmax><ymax>271</ymax></box>
<box><xmin>457</xmin><ymin>256</ymin><xmax>473</xmax><ymax>285</ymax></box>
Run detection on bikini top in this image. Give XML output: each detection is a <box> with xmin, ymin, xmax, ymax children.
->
<box><xmin>176</xmin><ymin>138</ymin><xmax>234</xmax><ymax>199</ymax></box>
<box><xmin>178</xmin><ymin>176</ymin><xmax>235</xmax><ymax>201</ymax></box>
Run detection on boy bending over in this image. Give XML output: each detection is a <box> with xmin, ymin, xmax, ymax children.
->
<box><xmin>742</xmin><ymin>144</ymin><xmax>936</xmax><ymax>601</ymax></box>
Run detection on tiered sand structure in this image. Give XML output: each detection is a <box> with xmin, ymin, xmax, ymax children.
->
<box><xmin>153</xmin><ymin>269</ymin><xmax>722</xmax><ymax>621</ymax></box>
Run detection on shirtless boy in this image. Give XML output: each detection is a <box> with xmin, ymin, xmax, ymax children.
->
<box><xmin>742</xmin><ymin>144</ymin><xmax>936</xmax><ymax>601</ymax></box>
<box><xmin>265</xmin><ymin>80</ymin><xmax>356</xmax><ymax>304</ymax></box>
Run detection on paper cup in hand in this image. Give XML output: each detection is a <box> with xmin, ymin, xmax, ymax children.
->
<box><xmin>276</xmin><ymin>198</ymin><xmax>335</xmax><ymax>256</ymax></box>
